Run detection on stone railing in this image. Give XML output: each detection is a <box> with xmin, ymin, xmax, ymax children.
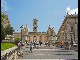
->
<box><xmin>2</xmin><ymin>40</ymin><xmax>15</xmax><ymax>43</ymax></box>
<box><xmin>1</xmin><ymin>46</ymin><xmax>18</xmax><ymax>60</ymax></box>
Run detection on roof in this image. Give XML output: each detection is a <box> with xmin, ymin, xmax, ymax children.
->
<box><xmin>57</xmin><ymin>14</ymin><xmax>78</xmax><ymax>35</ymax></box>
<box><xmin>28</xmin><ymin>32</ymin><xmax>47</xmax><ymax>35</ymax></box>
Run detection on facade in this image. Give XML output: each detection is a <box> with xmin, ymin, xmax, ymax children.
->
<box><xmin>47</xmin><ymin>25</ymin><xmax>56</xmax><ymax>43</ymax></box>
<box><xmin>3</xmin><ymin>10</ymin><xmax>11</xmax><ymax>28</ymax></box>
<box><xmin>14</xmin><ymin>18</ymin><xmax>56</xmax><ymax>43</ymax></box>
<box><xmin>57</xmin><ymin>13</ymin><xmax>78</xmax><ymax>45</ymax></box>
<box><xmin>13</xmin><ymin>32</ymin><xmax>21</xmax><ymax>39</ymax></box>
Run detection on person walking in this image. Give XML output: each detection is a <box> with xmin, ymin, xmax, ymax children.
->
<box><xmin>61</xmin><ymin>41</ymin><xmax>64</xmax><ymax>50</ymax></box>
<box><xmin>18</xmin><ymin>42</ymin><xmax>21</xmax><ymax>51</ymax></box>
<box><xmin>70</xmin><ymin>41</ymin><xmax>73</xmax><ymax>50</ymax></box>
<box><xmin>45</xmin><ymin>41</ymin><xmax>47</xmax><ymax>46</ymax></box>
<box><xmin>48</xmin><ymin>41</ymin><xmax>50</xmax><ymax>47</ymax></box>
<box><xmin>69</xmin><ymin>43</ymin><xmax>71</xmax><ymax>50</ymax></box>
<box><xmin>36</xmin><ymin>40</ymin><xmax>39</xmax><ymax>49</ymax></box>
<box><xmin>39</xmin><ymin>40</ymin><xmax>42</xmax><ymax>46</ymax></box>
<box><xmin>29</xmin><ymin>41</ymin><xmax>33</xmax><ymax>53</ymax></box>
<box><xmin>33</xmin><ymin>40</ymin><xmax>36</xmax><ymax>48</ymax></box>
<box><xmin>17</xmin><ymin>42</ymin><xmax>22</xmax><ymax>56</ymax></box>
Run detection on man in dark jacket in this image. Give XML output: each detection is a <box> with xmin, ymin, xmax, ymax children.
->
<box><xmin>29</xmin><ymin>41</ymin><xmax>33</xmax><ymax>53</ymax></box>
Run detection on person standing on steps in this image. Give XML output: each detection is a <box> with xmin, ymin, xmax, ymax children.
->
<box><xmin>39</xmin><ymin>40</ymin><xmax>42</xmax><ymax>47</ymax></box>
<box><xmin>69</xmin><ymin>42</ymin><xmax>71</xmax><ymax>50</ymax></box>
<box><xmin>29</xmin><ymin>41</ymin><xmax>33</xmax><ymax>53</ymax></box>
<box><xmin>48</xmin><ymin>41</ymin><xmax>50</xmax><ymax>47</ymax></box>
<box><xmin>61</xmin><ymin>41</ymin><xmax>64</xmax><ymax>50</ymax></box>
<box><xmin>36</xmin><ymin>40</ymin><xmax>39</xmax><ymax>49</ymax></box>
<box><xmin>18</xmin><ymin>42</ymin><xmax>21</xmax><ymax>51</ymax></box>
<box><xmin>70</xmin><ymin>40</ymin><xmax>73</xmax><ymax>50</ymax></box>
<box><xmin>33</xmin><ymin>40</ymin><xmax>36</xmax><ymax>48</ymax></box>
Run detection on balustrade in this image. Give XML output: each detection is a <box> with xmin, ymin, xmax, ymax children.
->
<box><xmin>1</xmin><ymin>46</ymin><xmax>18</xmax><ymax>60</ymax></box>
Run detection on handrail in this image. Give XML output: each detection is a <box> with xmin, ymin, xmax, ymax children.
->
<box><xmin>1</xmin><ymin>46</ymin><xmax>18</xmax><ymax>56</ymax></box>
<box><xmin>1</xmin><ymin>46</ymin><xmax>18</xmax><ymax>60</ymax></box>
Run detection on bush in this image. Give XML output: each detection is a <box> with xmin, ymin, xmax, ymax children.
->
<box><xmin>15</xmin><ymin>38</ymin><xmax>20</xmax><ymax>45</ymax></box>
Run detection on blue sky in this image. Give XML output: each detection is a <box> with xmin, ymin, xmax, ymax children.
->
<box><xmin>1</xmin><ymin>0</ymin><xmax>78</xmax><ymax>34</ymax></box>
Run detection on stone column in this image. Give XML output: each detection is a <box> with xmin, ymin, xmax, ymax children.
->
<box><xmin>42</xmin><ymin>36</ymin><xmax>44</xmax><ymax>43</ymax></box>
<box><xmin>74</xmin><ymin>24</ymin><xmax>78</xmax><ymax>43</ymax></box>
<box><xmin>66</xmin><ymin>24</ymin><xmax>71</xmax><ymax>43</ymax></box>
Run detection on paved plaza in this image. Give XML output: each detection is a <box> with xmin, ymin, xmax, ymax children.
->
<box><xmin>15</xmin><ymin>45</ymin><xmax>78</xmax><ymax>60</ymax></box>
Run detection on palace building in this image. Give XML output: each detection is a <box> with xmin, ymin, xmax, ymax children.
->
<box><xmin>57</xmin><ymin>12</ymin><xmax>78</xmax><ymax>45</ymax></box>
<box><xmin>14</xmin><ymin>18</ymin><xmax>57</xmax><ymax>43</ymax></box>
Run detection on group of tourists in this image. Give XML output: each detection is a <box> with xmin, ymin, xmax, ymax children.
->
<box><xmin>17</xmin><ymin>40</ymin><xmax>73</xmax><ymax>55</ymax></box>
<box><xmin>25</xmin><ymin>40</ymin><xmax>42</xmax><ymax>53</ymax></box>
<box><xmin>45</xmin><ymin>41</ymin><xmax>50</xmax><ymax>46</ymax></box>
<box><xmin>60</xmin><ymin>41</ymin><xmax>73</xmax><ymax>50</ymax></box>
<box><xmin>17</xmin><ymin>41</ymin><xmax>23</xmax><ymax>56</ymax></box>
<box><xmin>33</xmin><ymin>40</ymin><xmax>42</xmax><ymax>49</ymax></box>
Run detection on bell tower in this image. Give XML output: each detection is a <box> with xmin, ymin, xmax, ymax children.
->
<box><xmin>33</xmin><ymin>18</ymin><xmax>38</xmax><ymax>32</ymax></box>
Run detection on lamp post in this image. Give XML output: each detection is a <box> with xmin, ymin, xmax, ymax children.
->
<box><xmin>20</xmin><ymin>25</ymin><xmax>23</xmax><ymax>43</ymax></box>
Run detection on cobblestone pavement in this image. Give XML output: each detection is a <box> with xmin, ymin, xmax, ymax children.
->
<box><xmin>15</xmin><ymin>45</ymin><xmax>78</xmax><ymax>60</ymax></box>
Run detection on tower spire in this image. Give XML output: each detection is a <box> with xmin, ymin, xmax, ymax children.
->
<box><xmin>33</xmin><ymin>18</ymin><xmax>38</xmax><ymax>32</ymax></box>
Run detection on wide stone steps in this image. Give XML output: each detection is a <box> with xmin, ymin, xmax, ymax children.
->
<box><xmin>14</xmin><ymin>59</ymin><xmax>78</xmax><ymax>60</ymax></box>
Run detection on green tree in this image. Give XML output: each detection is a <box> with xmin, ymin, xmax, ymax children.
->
<box><xmin>1</xmin><ymin>12</ymin><xmax>5</xmax><ymax>40</ymax></box>
<box><xmin>15</xmin><ymin>38</ymin><xmax>20</xmax><ymax>45</ymax></box>
<box><xmin>5</xmin><ymin>25</ymin><xmax>14</xmax><ymax>35</ymax></box>
<box><xmin>1</xmin><ymin>12</ymin><xmax>15</xmax><ymax>41</ymax></box>
<box><xmin>1</xmin><ymin>12</ymin><xmax>5</xmax><ymax>24</ymax></box>
<box><xmin>1</xmin><ymin>25</ymin><xmax>6</xmax><ymax>40</ymax></box>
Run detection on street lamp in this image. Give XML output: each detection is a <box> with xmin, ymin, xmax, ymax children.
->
<box><xmin>20</xmin><ymin>25</ymin><xmax>23</xmax><ymax>43</ymax></box>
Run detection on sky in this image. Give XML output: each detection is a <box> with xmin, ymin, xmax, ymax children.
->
<box><xmin>1</xmin><ymin>0</ymin><xmax>78</xmax><ymax>34</ymax></box>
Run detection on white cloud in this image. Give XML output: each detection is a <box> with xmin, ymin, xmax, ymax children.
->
<box><xmin>66</xmin><ymin>6</ymin><xmax>78</xmax><ymax>15</ymax></box>
<box><xmin>1</xmin><ymin>0</ymin><xmax>8</xmax><ymax>11</ymax></box>
<box><xmin>1</xmin><ymin>0</ymin><xmax>15</xmax><ymax>11</ymax></box>
<box><xmin>66</xmin><ymin>6</ymin><xmax>70</xmax><ymax>12</ymax></box>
